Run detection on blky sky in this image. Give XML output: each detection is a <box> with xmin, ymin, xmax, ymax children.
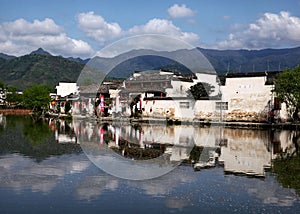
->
<box><xmin>1</xmin><ymin>0</ymin><xmax>300</xmax><ymax>58</ymax></box>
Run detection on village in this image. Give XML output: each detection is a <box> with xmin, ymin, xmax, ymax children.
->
<box><xmin>47</xmin><ymin>69</ymin><xmax>292</xmax><ymax>124</ymax></box>
<box><xmin>1</xmin><ymin>68</ymin><xmax>299</xmax><ymax>177</ymax></box>
<box><xmin>43</xmin><ymin>68</ymin><xmax>298</xmax><ymax>177</ymax></box>
<box><xmin>1</xmin><ymin>68</ymin><xmax>298</xmax><ymax>178</ymax></box>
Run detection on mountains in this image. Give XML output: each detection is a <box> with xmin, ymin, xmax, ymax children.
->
<box><xmin>0</xmin><ymin>47</ymin><xmax>300</xmax><ymax>90</ymax></box>
<box><xmin>0</xmin><ymin>49</ymin><xmax>85</xmax><ymax>90</ymax></box>
<box><xmin>199</xmin><ymin>47</ymin><xmax>300</xmax><ymax>74</ymax></box>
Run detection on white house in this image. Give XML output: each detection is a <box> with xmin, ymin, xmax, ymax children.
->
<box><xmin>193</xmin><ymin>72</ymin><xmax>288</xmax><ymax>122</ymax></box>
<box><xmin>0</xmin><ymin>88</ymin><xmax>6</xmax><ymax>105</ymax></box>
<box><xmin>56</xmin><ymin>82</ymin><xmax>79</xmax><ymax>98</ymax></box>
<box><xmin>60</xmin><ymin>71</ymin><xmax>292</xmax><ymax>122</ymax></box>
<box><xmin>220</xmin><ymin>73</ymin><xmax>273</xmax><ymax>121</ymax></box>
<box><xmin>51</xmin><ymin>82</ymin><xmax>80</xmax><ymax>114</ymax></box>
<box><xmin>111</xmin><ymin>69</ymin><xmax>221</xmax><ymax>121</ymax></box>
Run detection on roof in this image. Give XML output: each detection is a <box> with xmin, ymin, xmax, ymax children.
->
<box><xmin>80</xmin><ymin>83</ymin><xmax>119</xmax><ymax>94</ymax></box>
<box><xmin>119</xmin><ymin>87</ymin><xmax>168</xmax><ymax>94</ymax></box>
<box><xmin>218</xmin><ymin>71</ymin><xmax>280</xmax><ymax>85</ymax></box>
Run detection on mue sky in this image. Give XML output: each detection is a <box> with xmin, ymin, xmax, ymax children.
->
<box><xmin>0</xmin><ymin>0</ymin><xmax>300</xmax><ymax>58</ymax></box>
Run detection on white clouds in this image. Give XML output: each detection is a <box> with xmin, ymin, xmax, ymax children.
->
<box><xmin>77</xmin><ymin>11</ymin><xmax>122</xmax><ymax>42</ymax></box>
<box><xmin>77</xmin><ymin>12</ymin><xmax>200</xmax><ymax>48</ymax></box>
<box><xmin>128</xmin><ymin>18</ymin><xmax>199</xmax><ymax>44</ymax></box>
<box><xmin>217</xmin><ymin>11</ymin><xmax>300</xmax><ymax>49</ymax></box>
<box><xmin>2</xmin><ymin>5</ymin><xmax>300</xmax><ymax>58</ymax></box>
<box><xmin>0</xmin><ymin>6</ymin><xmax>201</xmax><ymax>58</ymax></box>
<box><xmin>0</xmin><ymin>18</ymin><xmax>94</xmax><ymax>58</ymax></box>
<box><xmin>168</xmin><ymin>4</ymin><xmax>195</xmax><ymax>18</ymax></box>
<box><xmin>0</xmin><ymin>13</ymin><xmax>199</xmax><ymax>58</ymax></box>
<box><xmin>2</xmin><ymin>18</ymin><xmax>62</xmax><ymax>36</ymax></box>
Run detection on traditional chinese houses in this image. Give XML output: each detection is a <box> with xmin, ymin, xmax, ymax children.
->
<box><xmin>111</xmin><ymin>69</ymin><xmax>220</xmax><ymax>121</ymax></box>
<box><xmin>52</xmin><ymin>69</ymin><xmax>292</xmax><ymax>122</ymax></box>
<box><xmin>50</xmin><ymin>82</ymin><xmax>79</xmax><ymax>114</ymax></box>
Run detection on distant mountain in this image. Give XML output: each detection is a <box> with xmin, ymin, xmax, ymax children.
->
<box><xmin>1</xmin><ymin>46</ymin><xmax>300</xmax><ymax>90</ymax></box>
<box><xmin>199</xmin><ymin>46</ymin><xmax>300</xmax><ymax>75</ymax></box>
<box><xmin>81</xmin><ymin>48</ymin><xmax>214</xmax><ymax>84</ymax></box>
<box><xmin>0</xmin><ymin>53</ymin><xmax>15</xmax><ymax>60</ymax></box>
<box><xmin>30</xmin><ymin>48</ymin><xmax>51</xmax><ymax>56</ymax></box>
<box><xmin>86</xmin><ymin>47</ymin><xmax>300</xmax><ymax>80</ymax></box>
<box><xmin>67</xmin><ymin>57</ymin><xmax>90</xmax><ymax>64</ymax></box>
<box><xmin>108</xmin><ymin>55</ymin><xmax>193</xmax><ymax>79</ymax></box>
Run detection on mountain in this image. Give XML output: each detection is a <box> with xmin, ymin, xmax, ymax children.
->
<box><xmin>30</xmin><ymin>48</ymin><xmax>51</xmax><ymax>56</ymax></box>
<box><xmin>67</xmin><ymin>57</ymin><xmax>90</xmax><ymax>64</ymax></box>
<box><xmin>0</xmin><ymin>53</ymin><xmax>15</xmax><ymax>60</ymax></box>
<box><xmin>108</xmin><ymin>55</ymin><xmax>193</xmax><ymax>79</ymax></box>
<box><xmin>0</xmin><ymin>51</ymin><xmax>85</xmax><ymax>90</ymax></box>
<box><xmin>80</xmin><ymin>48</ymin><xmax>214</xmax><ymax>84</ymax></box>
<box><xmin>1</xmin><ymin>46</ymin><xmax>300</xmax><ymax>90</ymax></box>
<box><xmin>86</xmin><ymin>47</ymin><xmax>300</xmax><ymax>81</ymax></box>
<box><xmin>199</xmin><ymin>47</ymin><xmax>300</xmax><ymax>75</ymax></box>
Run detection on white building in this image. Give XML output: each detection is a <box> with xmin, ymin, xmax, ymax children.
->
<box><xmin>219</xmin><ymin>73</ymin><xmax>273</xmax><ymax>122</ymax></box>
<box><xmin>56</xmin><ymin>82</ymin><xmax>79</xmax><ymax>98</ymax></box>
<box><xmin>111</xmin><ymin>69</ymin><xmax>221</xmax><ymax>121</ymax></box>
<box><xmin>51</xmin><ymin>82</ymin><xmax>80</xmax><ymax>114</ymax></box>
<box><xmin>59</xmin><ymin>71</ymin><xmax>292</xmax><ymax>122</ymax></box>
<box><xmin>193</xmin><ymin>72</ymin><xmax>292</xmax><ymax>122</ymax></box>
<box><xmin>0</xmin><ymin>88</ymin><xmax>6</xmax><ymax>105</ymax></box>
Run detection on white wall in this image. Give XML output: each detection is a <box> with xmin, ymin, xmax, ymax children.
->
<box><xmin>195</xmin><ymin>73</ymin><xmax>220</xmax><ymax>96</ymax></box>
<box><xmin>166</xmin><ymin>80</ymin><xmax>193</xmax><ymax>98</ymax></box>
<box><xmin>221</xmin><ymin>76</ymin><xmax>272</xmax><ymax>112</ymax></box>
<box><xmin>141</xmin><ymin>99</ymin><xmax>195</xmax><ymax>120</ymax></box>
<box><xmin>56</xmin><ymin>82</ymin><xmax>79</xmax><ymax>98</ymax></box>
<box><xmin>109</xmin><ymin>75</ymin><xmax>293</xmax><ymax>122</ymax></box>
<box><xmin>194</xmin><ymin>100</ymin><xmax>218</xmax><ymax>120</ymax></box>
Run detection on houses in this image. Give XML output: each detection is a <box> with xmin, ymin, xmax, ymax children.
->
<box><xmin>52</xmin><ymin>70</ymin><xmax>291</xmax><ymax>122</ymax></box>
<box><xmin>110</xmin><ymin>69</ymin><xmax>221</xmax><ymax>121</ymax></box>
<box><xmin>108</xmin><ymin>69</ymin><xmax>287</xmax><ymax>122</ymax></box>
<box><xmin>218</xmin><ymin>72</ymin><xmax>278</xmax><ymax>122</ymax></box>
<box><xmin>50</xmin><ymin>82</ymin><xmax>79</xmax><ymax>114</ymax></box>
<box><xmin>0</xmin><ymin>87</ymin><xmax>6</xmax><ymax>106</ymax></box>
<box><xmin>0</xmin><ymin>87</ymin><xmax>23</xmax><ymax>108</ymax></box>
<box><xmin>50</xmin><ymin>81</ymin><xmax>119</xmax><ymax>117</ymax></box>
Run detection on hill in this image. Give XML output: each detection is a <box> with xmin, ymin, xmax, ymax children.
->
<box><xmin>81</xmin><ymin>48</ymin><xmax>214</xmax><ymax>84</ymax></box>
<box><xmin>0</xmin><ymin>53</ymin><xmax>15</xmax><ymax>60</ymax></box>
<box><xmin>86</xmin><ymin>47</ymin><xmax>300</xmax><ymax>80</ymax></box>
<box><xmin>199</xmin><ymin>46</ymin><xmax>300</xmax><ymax>75</ymax></box>
<box><xmin>0</xmin><ymin>50</ymin><xmax>84</xmax><ymax>90</ymax></box>
<box><xmin>1</xmin><ymin>46</ymin><xmax>300</xmax><ymax>90</ymax></box>
<box><xmin>107</xmin><ymin>54</ymin><xmax>194</xmax><ymax>79</ymax></box>
<box><xmin>30</xmin><ymin>48</ymin><xmax>51</xmax><ymax>56</ymax></box>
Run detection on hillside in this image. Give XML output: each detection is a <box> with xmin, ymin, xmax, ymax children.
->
<box><xmin>108</xmin><ymin>55</ymin><xmax>193</xmax><ymax>79</ymax></box>
<box><xmin>83</xmin><ymin>48</ymin><xmax>214</xmax><ymax>84</ymax></box>
<box><xmin>0</xmin><ymin>53</ymin><xmax>15</xmax><ymax>60</ymax></box>
<box><xmin>0</xmin><ymin>50</ymin><xmax>84</xmax><ymax>90</ymax></box>
<box><xmin>88</xmin><ymin>47</ymin><xmax>300</xmax><ymax>80</ymax></box>
<box><xmin>1</xmin><ymin>46</ymin><xmax>300</xmax><ymax>90</ymax></box>
<box><xmin>199</xmin><ymin>46</ymin><xmax>300</xmax><ymax>75</ymax></box>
